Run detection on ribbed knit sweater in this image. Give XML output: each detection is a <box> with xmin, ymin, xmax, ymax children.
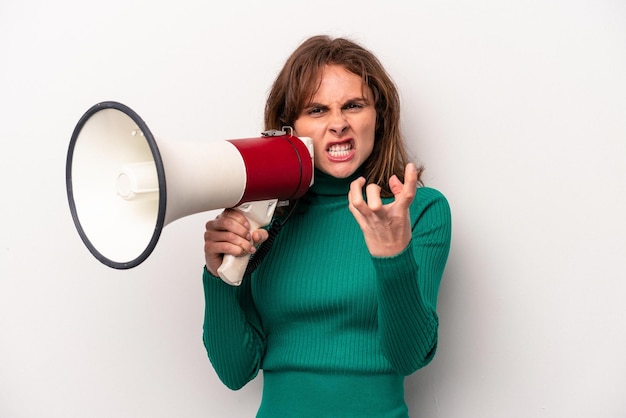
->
<box><xmin>202</xmin><ymin>169</ymin><xmax>451</xmax><ymax>417</ymax></box>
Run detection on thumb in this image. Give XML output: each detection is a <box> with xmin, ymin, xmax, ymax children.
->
<box><xmin>251</xmin><ymin>229</ymin><xmax>269</xmax><ymax>246</ymax></box>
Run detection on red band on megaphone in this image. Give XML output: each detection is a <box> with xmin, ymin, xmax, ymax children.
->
<box><xmin>228</xmin><ymin>135</ymin><xmax>313</xmax><ymax>204</ymax></box>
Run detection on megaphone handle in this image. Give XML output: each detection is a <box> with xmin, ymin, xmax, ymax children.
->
<box><xmin>217</xmin><ymin>199</ymin><xmax>279</xmax><ymax>286</ymax></box>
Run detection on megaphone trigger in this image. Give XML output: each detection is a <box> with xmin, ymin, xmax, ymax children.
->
<box><xmin>217</xmin><ymin>198</ymin><xmax>278</xmax><ymax>286</ymax></box>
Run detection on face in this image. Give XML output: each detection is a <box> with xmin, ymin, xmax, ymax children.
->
<box><xmin>293</xmin><ymin>64</ymin><xmax>376</xmax><ymax>179</ymax></box>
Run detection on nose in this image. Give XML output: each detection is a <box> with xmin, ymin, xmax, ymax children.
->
<box><xmin>329</xmin><ymin>109</ymin><xmax>348</xmax><ymax>136</ymax></box>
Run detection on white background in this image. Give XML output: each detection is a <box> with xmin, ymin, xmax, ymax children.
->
<box><xmin>1</xmin><ymin>1</ymin><xmax>625</xmax><ymax>417</ymax></box>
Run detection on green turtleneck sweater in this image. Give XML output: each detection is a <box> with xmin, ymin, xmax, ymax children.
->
<box><xmin>202</xmin><ymin>169</ymin><xmax>451</xmax><ymax>417</ymax></box>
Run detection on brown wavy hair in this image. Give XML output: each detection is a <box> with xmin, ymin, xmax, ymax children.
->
<box><xmin>264</xmin><ymin>35</ymin><xmax>423</xmax><ymax>197</ymax></box>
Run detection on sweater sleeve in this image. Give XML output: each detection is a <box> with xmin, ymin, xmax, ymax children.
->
<box><xmin>372</xmin><ymin>188</ymin><xmax>452</xmax><ymax>375</ymax></box>
<box><xmin>202</xmin><ymin>268</ymin><xmax>266</xmax><ymax>390</ymax></box>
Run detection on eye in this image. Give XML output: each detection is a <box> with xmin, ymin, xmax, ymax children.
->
<box><xmin>343</xmin><ymin>101</ymin><xmax>365</xmax><ymax>112</ymax></box>
<box><xmin>305</xmin><ymin>105</ymin><xmax>327</xmax><ymax>116</ymax></box>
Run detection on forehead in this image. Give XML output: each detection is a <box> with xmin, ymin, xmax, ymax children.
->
<box><xmin>310</xmin><ymin>64</ymin><xmax>371</xmax><ymax>101</ymax></box>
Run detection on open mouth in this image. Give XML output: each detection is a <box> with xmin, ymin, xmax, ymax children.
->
<box><xmin>327</xmin><ymin>141</ymin><xmax>354</xmax><ymax>158</ymax></box>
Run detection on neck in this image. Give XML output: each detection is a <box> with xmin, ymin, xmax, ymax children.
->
<box><xmin>308</xmin><ymin>168</ymin><xmax>363</xmax><ymax>197</ymax></box>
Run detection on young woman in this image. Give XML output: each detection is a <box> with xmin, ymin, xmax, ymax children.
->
<box><xmin>202</xmin><ymin>35</ymin><xmax>451</xmax><ymax>417</ymax></box>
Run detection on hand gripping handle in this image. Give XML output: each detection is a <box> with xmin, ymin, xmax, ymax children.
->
<box><xmin>217</xmin><ymin>199</ymin><xmax>278</xmax><ymax>286</ymax></box>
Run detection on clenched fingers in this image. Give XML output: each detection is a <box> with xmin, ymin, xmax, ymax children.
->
<box><xmin>204</xmin><ymin>209</ymin><xmax>266</xmax><ymax>276</ymax></box>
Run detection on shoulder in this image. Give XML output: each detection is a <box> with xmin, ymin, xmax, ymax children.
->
<box><xmin>410</xmin><ymin>187</ymin><xmax>451</xmax><ymax>225</ymax></box>
<box><xmin>415</xmin><ymin>186</ymin><xmax>447</xmax><ymax>200</ymax></box>
<box><xmin>413</xmin><ymin>186</ymin><xmax>449</xmax><ymax>209</ymax></box>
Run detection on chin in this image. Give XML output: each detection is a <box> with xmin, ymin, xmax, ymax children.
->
<box><xmin>324</xmin><ymin>166</ymin><xmax>359</xmax><ymax>179</ymax></box>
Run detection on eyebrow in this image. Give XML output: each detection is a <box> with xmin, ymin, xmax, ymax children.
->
<box><xmin>305</xmin><ymin>96</ymin><xmax>370</xmax><ymax>108</ymax></box>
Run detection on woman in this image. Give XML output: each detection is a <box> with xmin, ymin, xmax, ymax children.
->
<box><xmin>202</xmin><ymin>35</ymin><xmax>451</xmax><ymax>417</ymax></box>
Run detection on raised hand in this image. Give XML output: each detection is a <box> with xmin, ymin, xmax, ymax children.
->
<box><xmin>348</xmin><ymin>163</ymin><xmax>418</xmax><ymax>257</ymax></box>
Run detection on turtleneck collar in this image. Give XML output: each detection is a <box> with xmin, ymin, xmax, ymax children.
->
<box><xmin>308</xmin><ymin>168</ymin><xmax>364</xmax><ymax>197</ymax></box>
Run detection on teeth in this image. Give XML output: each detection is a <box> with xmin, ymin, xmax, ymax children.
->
<box><xmin>327</xmin><ymin>143</ymin><xmax>352</xmax><ymax>157</ymax></box>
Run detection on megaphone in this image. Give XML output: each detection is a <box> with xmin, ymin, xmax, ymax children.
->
<box><xmin>66</xmin><ymin>101</ymin><xmax>314</xmax><ymax>285</ymax></box>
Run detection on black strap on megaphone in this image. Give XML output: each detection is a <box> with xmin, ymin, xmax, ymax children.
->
<box><xmin>244</xmin><ymin>198</ymin><xmax>301</xmax><ymax>276</ymax></box>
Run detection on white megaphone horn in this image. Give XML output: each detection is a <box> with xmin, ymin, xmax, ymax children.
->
<box><xmin>65</xmin><ymin>101</ymin><xmax>314</xmax><ymax>285</ymax></box>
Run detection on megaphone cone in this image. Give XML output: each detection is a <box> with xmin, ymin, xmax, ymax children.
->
<box><xmin>66</xmin><ymin>101</ymin><xmax>314</xmax><ymax>285</ymax></box>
